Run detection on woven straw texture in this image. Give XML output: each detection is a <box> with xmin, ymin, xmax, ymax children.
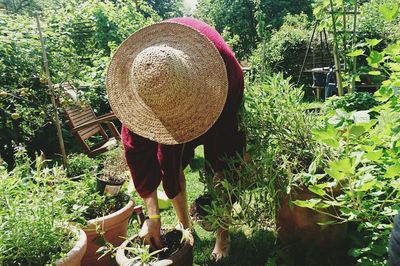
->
<box><xmin>106</xmin><ymin>22</ymin><xmax>228</xmax><ymax>144</ymax></box>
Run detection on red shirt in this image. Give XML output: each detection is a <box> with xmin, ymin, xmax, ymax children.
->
<box><xmin>122</xmin><ymin>17</ymin><xmax>245</xmax><ymax>199</ymax></box>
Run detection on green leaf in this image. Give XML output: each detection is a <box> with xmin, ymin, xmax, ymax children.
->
<box><xmin>365</xmin><ymin>38</ymin><xmax>382</xmax><ymax>47</ymax></box>
<box><xmin>312</xmin><ymin>124</ymin><xmax>340</xmax><ymax>149</ymax></box>
<box><xmin>349</xmin><ymin>124</ymin><xmax>367</xmax><ymax>138</ymax></box>
<box><xmin>387</xmin><ymin>63</ymin><xmax>400</xmax><ymax>72</ymax></box>
<box><xmin>384</xmin><ymin>43</ymin><xmax>400</xmax><ymax>56</ymax></box>
<box><xmin>308</xmin><ymin>184</ymin><xmax>327</xmax><ymax>197</ymax></box>
<box><xmin>321</xmin><ymin>138</ymin><xmax>340</xmax><ymax>149</ymax></box>
<box><xmin>367</xmin><ymin>51</ymin><xmax>384</xmax><ymax>67</ymax></box>
<box><xmin>385</xmin><ymin>164</ymin><xmax>400</xmax><ymax>178</ymax></box>
<box><xmin>374</xmin><ymin>86</ymin><xmax>394</xmax><ymax>102</ymax></box>
<box><xmin>329</xmin><ymin>158</ymin><xmax>354</xmax><ymax>175</ymax></box>
<box><xmin>325</xmin><ymin>168</ymin><xmax>346</xmax><ymax>181</ymax></box>
<box><xmin>347</xmin><ymin>49</ymin><xmax>364</xmax><ymax>57</ymax></box>
<box><xmin>368</xmin><ymin>70</ymin><xmax>381</xmax><ymax>76</ymax></box>
<box><xmin>353</xmin><ymin>174</ymin><xmax>376</xmax><ymax>192</ymax></box>
<box><xmin>293</xmin><ymin>198</ymin><xmax>321</xmax><ymax>209</ymax></box>
<box><xmin>379</xmin><ymin>3</ymin><xmax>399</xmax><ymax>21</ymax></box>
<box><xmin>365</xmin><ymin>149</ymin><xmax>383</xmax><ymax>162</ymax></box>
<box><xmin>312</xmin><ymin>124</ymin><xmax>338</xmax><ymax>140</ymax></box>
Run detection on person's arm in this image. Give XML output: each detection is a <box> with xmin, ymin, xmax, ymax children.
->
<box><xmin>139</xmin><ymin>190</ymin><xmax>162</xmax><ymax>248</ymax></box>
<box><xmin>121</xmin><ymin>126</ymin><xmax>163</xmax><ymax>248</ymax></box>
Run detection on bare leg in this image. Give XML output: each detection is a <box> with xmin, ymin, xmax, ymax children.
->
<box><xmin>212</xmin><ymin>227</ymin><xmax>231</xmax><ymax>261</ymax></box>
<box><xmin>171</xmin><ymin>169</ymin><xmax>191</xmax><ymax>228</ymax></box>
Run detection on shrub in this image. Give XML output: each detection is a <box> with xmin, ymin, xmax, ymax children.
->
<box><xmin>323</xmin><ymin>92</ymin><xmax>381</xmax><ymax>113</ymax></box>
<box><xmin>296</xmin><ymin>34</ymin><xmax>400</xmax><ymax>265</ymax></box>
<box><xmin>203</xmin><ymin>74</ymin><xmax>328</xmax><ymax>229</ymax></box>
<box><xmin>0</xmin><ymin>1</ymin><xmax>159</xmax><ymax>166</ymax></box>
<box><xmin>66</xmin><ymin>153</ymin><xmax>98</xmax><ymax>177</ymax></box>
<box><xmin>0</xmin><ymin>148</ymin><xmax>76</xmax><ymax>265</ymax></box>
<box><xmin>249</xmin><ymin>13</ymin><xmax>313</xmax><ymax>81</ymax></box>
<box><xmin>358</xmin><ymin>0</ymin><xmax>400</xmax><ymax>46</ymax></box>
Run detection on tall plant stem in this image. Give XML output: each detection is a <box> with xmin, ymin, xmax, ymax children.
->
<box><xmin>329</xmin><ymin>0</ymin><xmax>344</xmax><ymax>96</ymax></box>
<box><xmin>350</xmin><ymin>1</ymin><xmax>358</xmax><ymax>93</ymax></box>
<box><xmin>35</xmin><ymin>14</ymin><xmax>68</xmax><ymax>168</ymax></box>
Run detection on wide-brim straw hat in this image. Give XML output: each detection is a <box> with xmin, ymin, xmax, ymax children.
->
<box><xmin>106</xmin><ymin>22</ymin><xmax>228</xmax><ymax>145</ymax></box>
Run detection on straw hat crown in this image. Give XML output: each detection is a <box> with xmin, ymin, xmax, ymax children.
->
<box><xmin>106</xmin><ymin>22</ymin><xmax>228</xmax><ymax>144</ymax></box>
<box><xmin>133</xmin><ymin>46</ymin><xmax>193</xmax><ymax>112</ymax></box>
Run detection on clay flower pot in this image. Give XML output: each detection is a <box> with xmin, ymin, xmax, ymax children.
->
<box><xmin>56</xmin><ymin>227</ymin><xmax>87</xmax><ymax>266</ymax></box>
<box><xmin>116</xmin><ymin>228</ymin><xmax>194</xmax><ymax>266</ymax></box>
<box><xmin>82</xmin><ymin>199</ymin><xmax>134</xmax><ymax>266</ymax></box>
<box><xmin>276</xmin><ymin>188</ymin><xmax>347</xmax><ymax>248</ymax></box>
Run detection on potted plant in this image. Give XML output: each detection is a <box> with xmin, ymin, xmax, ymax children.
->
<box><xmin>56</xmin><ymin>227</ymin><xmax>88</xmax><ymax>266</ymax></box>
<box><xmin>0</xmin><ymin>149</ymin><xmax>87</xmax><ymax>266</ymax></box>
<box><xmin>59</xmin><ymin>174</ymin><xmax>134</xmax><ymax>266</ymax></box>
<box><xmin>66</xmin><ymin>153</ymin><xmax>98</xmax><ymax>180</ymax></box>
<box><xmin>115</xmin><ymin>226</ymin><xmax>194</xmax><ymax>266</ymax></box>
<box><xmin>97</xmin><ymin>145</ymin><xmax>130</xmax><ymax>196</ymax></box>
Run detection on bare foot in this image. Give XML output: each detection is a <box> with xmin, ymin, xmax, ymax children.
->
<box><xmin>211</xmin><ymin>227</ymin><xmax>230</xmax><ymax>261</ymax></box>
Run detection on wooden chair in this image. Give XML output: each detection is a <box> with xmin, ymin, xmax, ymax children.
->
<box><xmin>58</xmin><ymin>83</ymin><xmax>121</xmax><ymax>157</ymax></box>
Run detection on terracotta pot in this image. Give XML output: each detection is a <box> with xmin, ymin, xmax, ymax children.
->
<box><xmin>56</xmin><ymin>228</ymin><xmax>87</xmax><ymax>266</ymax></box>
<box><xmin>115</xmin><ymin>229</ymin><xmax>194</xmax><ymax>266</ymax></box>
<box><xmin>276</xmin><ymin>188</ymin><xmax>347</xmax><ymax>248</ymax></box>
<box><xmin>82</xmin><ymin>199</ymin><xmax>134</xmax><ymax>266</ymax></box>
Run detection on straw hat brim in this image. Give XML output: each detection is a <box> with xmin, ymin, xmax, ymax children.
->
<box><xmin>106</xmin><ymin>22</ymin><xmax>228</xmax><ymax>145</ymax></box>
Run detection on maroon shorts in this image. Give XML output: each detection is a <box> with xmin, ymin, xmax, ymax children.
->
<box><xmin>122</xmin><ymin>113</ymin><xmax>245</xmax><ymax>199</ymax></box>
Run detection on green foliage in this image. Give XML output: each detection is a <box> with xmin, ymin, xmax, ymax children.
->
<box><xmin>249</xmin><ymin>13</ymin><xmax>312</xmax><ymax>79</ymax></box>
<box><xmin>358</xmin><ymin>0</ymin><xmax>400</xmax><ymax>44</ymax></box>
<box><xmin>66</xmin><ymin>152</ymin><xmax>97</xmax><ymax>177</ymax></box>
<box><xmin>195</xmin><ymin>0</ymin><xmax>313</xmax><ymax>60</ymax></box>
<box><xmin>0</xmin><ymin>1</ymin><xmax>159</xmax><ymax>165</ymax></box>
<box><xmin>295</xmin><ymin>36</ymin><xmax>400</xmax><ymax>264</ymax></box>
<box><xmin>203</xmin><ymin>74</ymin><xmax>326</xmax><ymax>229</ymax></box>
<box><xmin>195</xmin><ymin>0</ymin><xmax>258</xmax><ymax>60</ymax></box>
<box><xmin>58</xmin><ymin>174</ymin><xmax>130</xmax><ymax>225</ymax></box>
<box><xmin>0</xmin><ymin>148</ymin><xmax>76</xmax><ymax>265</ymax></box>
<box><xmin>256</xmin><ymin>0</ymin><xmax>313</xmax><ymax>30</ymax></box>
<box><xmin>146</xmin><ymin>0</ymin><xmax>184</xmax><ymax>18</ymax></box>
<box><xmin>324</xmin><ymin>92</ymin><xmax>381</xmax><ymax>113</ymax></box>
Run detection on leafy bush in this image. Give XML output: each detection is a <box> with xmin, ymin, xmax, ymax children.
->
<box><xmin>194</xmin><ymin>0</ymin><xmax>258</xmax><ymax>60</ymax></box>
<box><xmin>249</xmin><ymin>13</ymin><xmax>312</xmax><ymax>80</ymax></box>
<box><xmin>324</xmin><ymin>92</ymin><xmax>381</xmax><ymax>113</ymax></box>
<box><xmin>297</xmin><ymin>89</ymin><xmax>400</xmax><ymax>265</ymax></box>
<box><xmin>358</xmin><ymin>0</ymin><xmax>400</xmax><ymax>46</ymax></box>
<box><xmin>0</xmin><ymin>148</ymin><xmax>76</xmax><ymax>265</ymax></box>
<box><xmin>296</xmin><ymin>35</ymin><xmax>400</xmax><ymax>265</ymax></box>
<box><xmin>0</xmin><ymin>1</ymin><xmax>159</xmax><ymax>165</ymax></box>
<box><xmin>203</xmin><ymin>74</ymin><xmax>328</xmax><ymax>229</ymax></box>
<box><xmin>66</xmin><ymin>153</ymin><xmax>98</xmax><ymax>177</ymax></box>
